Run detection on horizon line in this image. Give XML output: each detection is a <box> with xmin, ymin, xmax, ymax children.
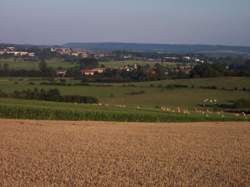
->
<box><xmin>1</xmin><ymin>41</ymin><xmax>250</xmax><ymax>48</ymax></box>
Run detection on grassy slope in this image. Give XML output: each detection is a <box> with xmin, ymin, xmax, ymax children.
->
<box><xmin>0</xmin><ymin>77</ymin><xmax>249</xmax><ymax>108</ymax></box>
<box><xmin>0</xmin><ymin>59</ymin><xmax>175</xmax><ymax>70</ymax></box>
<box><xmin>0</xmin><ymin>58</ymin><xmax>77</xmax><ymax>70</ymax></box>
<box><xmin>135</xmin><ymin>77</ymin><xmax>250</xmax><ymax>89</ymax></box>
<box><xmin>0</xmin><ymin>77</ymin><xmax>249</xmax><ymax>122</ymax></box>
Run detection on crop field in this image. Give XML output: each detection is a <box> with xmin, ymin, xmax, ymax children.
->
<box><xmin>0</xmin><ymin>120</ymin><xmax>249</xmax><ymax>186</ymax></box>
<box><xmin>0</xmin><ymin>98</ymin><xmax>247</xmax><ymax>122</ymax></box>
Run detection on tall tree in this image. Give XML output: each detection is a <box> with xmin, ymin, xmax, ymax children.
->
<box><xmin>38</xmin><ymin>58</ymin><xmax>48</xmax><ymax>73</ymax></box>
<box><xmin>3</xmin><ymin>63</ymin><xmax>9</xmax><ymax>72</ymax></box>
<box><xmin>79</xmin><ymin>58</ymin><xmax>99</xmax><ymax>68</ymax></box>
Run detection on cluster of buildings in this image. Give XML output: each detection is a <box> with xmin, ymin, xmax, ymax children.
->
<box><xmin>173</xmin><ymin>66</ymin><xmax>193</xmax><ymax>74</ymax></box>
<box><xmin>56</xmin><ymin>68</ymin><xmax>106</xmax><ymax>77</ymax></box>
<box><xmin>50</xmin><ymin>48</ymin><xmax>112</xmax><ymax>58</ymax></box>
<box><xmin>57</xmin><ymin>64</ymin><xmax>140</xmax><ymax>77</ymax></box>
<box><xmin>0</xmin><ymin>47</ymin><xmax>35</xmax><ymax>57</ymax></box>
<box><xmin>120</xmin><ymin>55</ymin><xmax>205</xmax><ymax>64</ymax></box>
<box><xmin>57</xmin><ymin>63</ymin><xmax>193</xmax><ymax>77</ymax></box>
<box><xmin>80</xmin><ymin>68</ymin><xmax>106</xmax><ymax>76</ymax></box>
<box><xmin>163</xmin><ymin>56</ymin><xmax>205</xmax><ymax>63</ymax></box>
<box><xmin>80</xmin><ymin>65</ymin><xmax>139</xmax><ymax>76</ymax></box>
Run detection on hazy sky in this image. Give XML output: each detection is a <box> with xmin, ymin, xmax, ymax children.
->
<box><xmin>1</xmin><ymin>0</ymin><xmax>250</xmax><ymax>46</ymax></box>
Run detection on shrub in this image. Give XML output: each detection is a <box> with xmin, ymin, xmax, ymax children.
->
<box><xmin>1</xmin><ymin>88</ymin><xmax>99</xmax><ymax>104</ymax></box>
<box><xmin>233</xmin><ymin>99</ymin><xmax>250</xmax><ymax>108</ymax></box>
<box><xmin>165</xmin><ymin>84</ymin><xmax>189</xmax><ymax>89</ymax></box>
<box><xmin>126</xmin><ymin>90</ymin><xmax>145</xmax><ymax>95</ymax></box>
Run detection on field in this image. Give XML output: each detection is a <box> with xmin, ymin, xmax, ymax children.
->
<box><xmin>0</xmin><ymin>120</ymin><xmax>249</xmax><ymax>186</ymax></box>
<box><xmin>0</xmin><ymin>58</ymin><xmax>165</xmax><ymax>70</ymax></box>
<box><xmin>0</xmin><ymin>58</ymin><xmax>77</xmax><ymax>70</ymax></box>
<box><xmin>1</xmin><ymin>98</ymin><xmax>248</xmax><ymax>122</ymax></box>
<box><xmin>0</xmin><ymin>58</ymin><xmax>178</xmax><ymax>70</ymax></box>
<box><xmin>0</xmin><ymin>57</ymin><xmax>249</xmax><ymax>121</ymax></box>
<box><xmin>0</xmin><ymin>76</ymin><xmax>249</xmax><ymax>122</ymax></box>
<box><xmin>0</xmin><ymin>77</ymin><xmax>249</xmax><ymax>108</ymax></box>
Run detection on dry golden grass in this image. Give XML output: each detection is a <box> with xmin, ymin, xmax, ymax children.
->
<box><xmin>0</xmin><ymin>120</ymin><xmax>250</xmax><ymax>186</ymax></box>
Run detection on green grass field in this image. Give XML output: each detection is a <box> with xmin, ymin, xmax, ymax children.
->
<box><xmin>0</xmin><ymin>58</ymin><xmax>249</xmax><ymax>121</ymax></box>
<box><xmin>0</xmin><ymin>58</ymin><xmax>77</xmax><ymax>70</ymax></box>
<box><xmin>136</xmin><ymin>77</ymin><xmax>250</xmax><ymax>90</ymax></box>
<box><xmin>0</xmin><ymin>58</ymin><xmax>176</xmax><ymax>70</ymax></box>
<box><xmin>0</xmin><ymin>77</ymin><xmax>249</xmax><ymax>108</ymax></box>
<box><xmin>0</xmin><ymin>76</ymin><xmax>249</xmax><ymax>122</ymax></box>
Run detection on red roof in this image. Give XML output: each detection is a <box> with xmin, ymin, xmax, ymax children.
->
<box><xmin>80</xmin><ymin>68</ymin><xmax>105</xmax><ymax>73</ymax></box>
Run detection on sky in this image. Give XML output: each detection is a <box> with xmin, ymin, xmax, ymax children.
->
<box><xmin>1</xmin><ymin>0</ymin><xmax>250</xmax><ymax>46</ymax></box>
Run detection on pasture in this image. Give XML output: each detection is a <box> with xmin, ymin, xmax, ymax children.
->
<box><xmin>0</xmin><ymin>58</ymin><xmax>175</xmax><ymax>70</ymax></box>
<box><xmin>1</xmin><ymin>120</ymin><xmax>249</xmax><ymax>186</ymax></box>
<box><xmin>0</xmin><ymin>76</ymin><xmax>249</xmax><ymax>122</ymax></box>
<box><xmin>0</xmin><ymin>58</ymin><xmax>77</xmax><ymax>70</ymax></box>
<box><xmin>0</xmin><ymin>77</ymin><xmax>249</xmax><ymax>108</ymax></box>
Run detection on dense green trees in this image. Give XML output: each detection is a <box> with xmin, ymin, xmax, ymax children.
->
<box><xmin>0</xmin><ymin>58</ymin><xmax>57</xmax><ymax>77</ymax></box>
<box><xmin>79</xmin><ymin>58</ymin><xmax>99</xmax><ymax>68</ymax></box>
<box><xmin>38</xmin><ymin>58</ymin><xmax>49</xmax><ymax>73</ymax></box>
<box><xmin>190</xmin><ymin>63</ymin><xmax>226</xmax><ymax>78</ymax></box>
<box><xmin>0</xmin><ymin>88</ymin><xmax>98</xmax><ymax>104</ymax></box>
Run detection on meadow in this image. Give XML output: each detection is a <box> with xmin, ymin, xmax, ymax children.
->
<box><xmin>0</xmin><ymin>58</ymin><xmax>175</xmax><ymax>70</ymax></box>
<box><xmin>0</xmin><ymin>77</ymin><xmax>249</xmax><ymax>108</ymax></box>
<box><xmin>0</xmin><ymin>58</ymin><xmax>77</xmax><ymax>70</ymax></box>
<box><xmin>1</xmin><ymin>120</ymin><xmax>250</xmax><ymax>186</ymax></box>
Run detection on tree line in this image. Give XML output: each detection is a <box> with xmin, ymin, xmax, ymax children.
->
<box><xmin>0</xmin><ymin>88</ymin><xmax>98</xmax><ymax>104</ymax></box>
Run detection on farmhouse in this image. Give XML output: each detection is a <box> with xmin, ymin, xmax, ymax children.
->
<box><xmin>80</xmin><ymin>68</ymin><xmax>105</xmax><ymax>76</ymax></box>
<box><xmin>56</xmin><ymin>70</ymin><xmax>67</xmax><ymax>77</ymax></box>
<box><xmin>175</xmin><ymin>66</ymin><xmax>192</xmax><ymax>74</ymax></box>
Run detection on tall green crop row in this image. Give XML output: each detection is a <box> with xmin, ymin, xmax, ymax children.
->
<box><xmin>0</xmin><ymin>105</ymin><xmax>247</xmax><ymax>122</ymax></box>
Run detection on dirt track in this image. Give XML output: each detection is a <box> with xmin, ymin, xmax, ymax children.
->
<box><xmin>0</xmin><ymin>120</ymin><xmax>250</xmax><ymax>186</ymax></box>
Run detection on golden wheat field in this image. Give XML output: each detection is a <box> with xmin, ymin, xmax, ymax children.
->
<box><xmin>0</xmin><ymin>120</ymin><xmax>250</xmax><ymax>186</ymax></box>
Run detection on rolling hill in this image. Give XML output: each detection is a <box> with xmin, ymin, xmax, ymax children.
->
<box><xmin>64</xmin><ymin>42</ymin><xmax>250</xmax><ymax>55</ymax></box>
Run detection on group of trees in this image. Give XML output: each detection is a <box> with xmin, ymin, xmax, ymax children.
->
<box><xmin>190</xmin><ymin>59</ymin><xmax>250</xmax><ymax>78</ymax></box>
<box><xmin>190</xmin><ymin>63</ymin><xmax>226</xmax><ymax>78</ymax></box>
<box><xmin>0</xmin><ymin>60</ymin><xmax>55</xmax><ymax>77</ymax></box>
<box><xmin>79</xmin><ymin>58</ymin><xmax>99</xmax><ymax>68</ymax></box>
<box><xmin>228</xmin><ymin>59</ymin><xmax>250</xmax><ymax>76</ymax></box>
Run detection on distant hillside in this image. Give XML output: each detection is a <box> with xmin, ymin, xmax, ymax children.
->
<box><xmin>64</xmin><ymin>42</ymin><xmax>250</xmax><ymax>55</ymax></box>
